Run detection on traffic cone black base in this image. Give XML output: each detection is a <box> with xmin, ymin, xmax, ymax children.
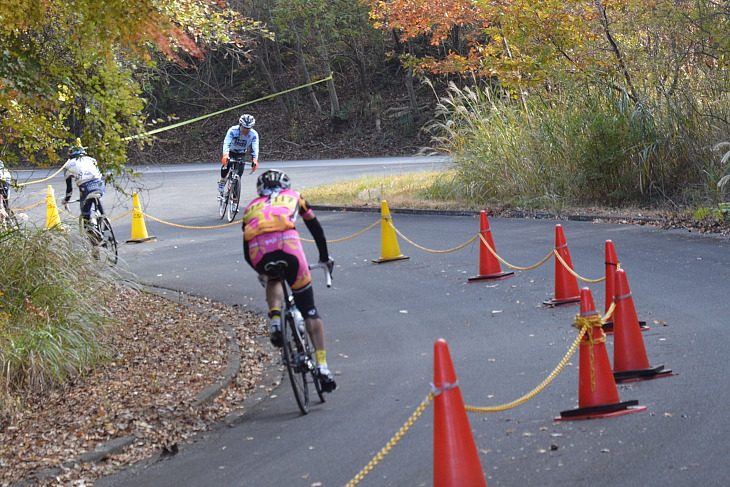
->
<box><xmin>468</xmin><ymin>271</ymin><xmax>514</xmax><ymax>282</ymax></box>
<box><xmin>614</xmin><ymin>365</ymin><xmax>673</xmax><ymax>384</ymax></box>
<box><xmin>602</xmin><ymin>320</ymin><xmax>649</xmax><ymax>335</ymax></box>
<box><xmin>542</xmin><ymin>296</ymin><xmax>581</xmax><ymax>307</ymax></box>
<box><xmin>556</xmin><ymin>399</ymin><xmax>646</xmax><ymax>421</ymax></box>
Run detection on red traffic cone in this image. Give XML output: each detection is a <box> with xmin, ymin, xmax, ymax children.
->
<box><xmin>433</xmin><ymin>339</ymin><xmax>487</xmax><ymax>487</ymax></box>
<box><xmin>469</xmin><ymin>210</ymin><xmax>514</xmax><ymax>282</ymax></box>
<box><xmin>603</xmin><ymin>240</ymin><xmax>648</xmax><ymax>335</ymax></box>
<box><xmin>556</xmin><ymin>288</ymin><xmax>646</xmax><ymax>420</ymax></box>
<box><xmin>543</xmin><ymin>224</ymin><xmax>580</xmax><ymax>306</ymax></box>
<box><xmin>613</xmin><ymin>269</ymin><xmax>673</xmax><ymax>383</ymax></box>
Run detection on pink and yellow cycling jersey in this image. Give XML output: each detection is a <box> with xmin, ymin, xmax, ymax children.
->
<box><xmin>242</xmin><ymin>189</ymin><xmax>315</xmax><ymax>290</ymax></box>
<box><xmin>242</xmin><ymin>189</ymin><xmax>313</xmax><ymax>241</ymax></box>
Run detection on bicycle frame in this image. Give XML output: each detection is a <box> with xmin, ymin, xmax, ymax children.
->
<box><xmin>218</xmin><ymin>156</ymin><xmax>250</xmax><ymax>223</ymax></box>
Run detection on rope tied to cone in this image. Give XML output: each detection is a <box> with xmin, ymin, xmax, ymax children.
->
<box><xmin>430</xmin><ymin>380</ymin><xmax>459</xmax><ymax>397</ymax></box>
<box><xmin>573</xmin><ymin>312</ymin><xmax>606</xmax><ymax>391</ymax></box>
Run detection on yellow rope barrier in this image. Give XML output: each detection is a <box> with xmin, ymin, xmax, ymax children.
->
<box><xmin>301</xmin><ymin>219</ymin><xmax>381</xmax><ymax>244</ymax></box>
<box><xmin>15</xmin><ymin>167</ymin><xmax>65</xmax><ymax>187</ymax></box>
<box><xmin>344</xmin><ymin>394</ymin><xmax>433</xmax><ymax>487</ymax></box>
<box><xmin>141</xmin><ymin>212</ymin><xmax>241</xmax><ymax>229</ymax></box>
<box><xmin>9</xmin><ymin>199</ymin><xmax>46</xmax><ymax>212</ymax></box>
<box><xmin>553</xmin><ymin>250</ymin><xmax>605</xmax><ymax>283</ymax></box>
<box><xmin>464</xmin><ymin>305</ymin><xmax>614</xmax><ymax>413</ymax></box>
<box><xmin>110</xmin><ymin>209</ymin><xmax>133</xmax><ymax>222</ymax></box>
<box><xmin>343</xmin><ymin>304</ymin><xmax>619</xmax><ymax>484</ymax></box>
<box><xmin>478</xmin><ymin>232</ymin><xmax>553</xmax><ymax>271</ymax></box>
<box><xmin>388</xmin><ymin>219</ymin><xmax>479</xmax><ymax>253</ymax></box>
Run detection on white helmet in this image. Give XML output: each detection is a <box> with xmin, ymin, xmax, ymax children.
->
<box><xmin>239</xmin><ymin>114</ymin><xmax>256</xmax><ymax>128</ymax></box>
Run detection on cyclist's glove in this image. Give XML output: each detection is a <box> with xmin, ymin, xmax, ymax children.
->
<box><xmin>221</xmin><ymin>153</ymin><xmax>229</xmax><ymax>167</ymax></box>
<box><xmin>251</xmin><ymin>158</ymin><xmax>258</xmax><ymax>171</ymax></box>
<box><xmin>320</xmin><ymin>256</ymin><xmax>335</xmax><ymax>277</ymax></box>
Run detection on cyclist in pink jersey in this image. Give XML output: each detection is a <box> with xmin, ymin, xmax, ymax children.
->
<box><xmin>242</xmin><ymin>169</ymin><xmax>336</xmax><ymax>392</ymax></box>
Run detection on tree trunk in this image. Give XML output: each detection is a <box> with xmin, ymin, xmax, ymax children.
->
<box><xmin>296</xmin><ymin>39</ymin><xmax>322</xmax><ymax>114</ymax></box>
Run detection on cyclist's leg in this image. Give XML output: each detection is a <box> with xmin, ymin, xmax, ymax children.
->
<box><xmin>255</xmin><ymin>250</ymin><xmax>296</xmax><ymax>346</ymax></box>
<box><xmin>292</xmin><ymin>284</ymin><xmax>324</xmax><ymax>351</ymax></box>
<box><xmin>219</xmin><ymin>165</ymin><xmax>230</xmax><ymax>193</ymax></box>
<box><xmin>79</xmin><ymin>186</ymin><xmax>93</xmax><ymax>227</ymax></box>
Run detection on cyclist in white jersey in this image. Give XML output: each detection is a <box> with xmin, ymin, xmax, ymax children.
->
<box><xmin>218</xmin><ymin>113</ymin><xmax>259</xmax><ymax>198</ymax></box>
<box><xmin>61</xmin><ymin>142</ymin><xmax>105</xmax><ymax>223</ymax></box>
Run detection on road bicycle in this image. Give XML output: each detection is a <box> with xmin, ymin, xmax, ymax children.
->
<box><xmin>64</xmin><ymin>191</ymin><xmax>118</xmax><ymax>265</ymax></box>
<box><xmin>218</xmin><ymin>154</ymin><xmax>252</xmax><ymax>223</ymax></box>
<box><xmin>263</xmin><ymin>258</ymin><xmax>334</xmax><ymax>415</ymax></box>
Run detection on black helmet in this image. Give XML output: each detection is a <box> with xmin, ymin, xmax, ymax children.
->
<box><xmin>239</xmin><ymin>114</ymin><xmax>256</xmax><ymax>128</ymax></box>
<box><xmin>256</xmin><ymin>169</ymin><xmax>291</xmax><ymax>196</ymax></box>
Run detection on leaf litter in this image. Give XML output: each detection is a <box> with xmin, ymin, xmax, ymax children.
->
<box><xmin>1</xmin><ymin>285</ymin><xmax>274</xmax><ymax>486</ymax></box>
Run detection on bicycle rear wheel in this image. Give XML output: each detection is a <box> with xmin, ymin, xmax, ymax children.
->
<box><xmin>97</xmin><ymin>217</ymin><xmax>118</xmax><ymax>266</ymax></box>
<box><xmin>226</xmin><ymin>177</ymin><xmax>240</xmax><ymax>223</ymax></box>
<box><xmin>281</xmin><ymin>311</ymin><xmax>309</xmax><ymax>414</ymax></box>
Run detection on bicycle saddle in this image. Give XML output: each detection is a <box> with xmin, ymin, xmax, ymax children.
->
<box><xmin>263</xmin><ymin>260</ymin><xmax>289</xmax><ymax>273</ymax></box>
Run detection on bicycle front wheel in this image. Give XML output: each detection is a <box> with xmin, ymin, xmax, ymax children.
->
<box><xmin>281</xmin><ymin>312</ymin><xmax>309</xmax><ymax>414</ymax></box>
<box><xmin>226</xmin><ymin>178</ymin><xmax>240</xmax><ymax>223</ymax></box>
<box><xmin>218</xmin><ymin>180</ymin><xmax>230</xmax><ymax>219</ymax></box>
<box><xmin>97</xmin><ymin>218</ymin><xmax>118</xmax><ymax>266</ymax></box>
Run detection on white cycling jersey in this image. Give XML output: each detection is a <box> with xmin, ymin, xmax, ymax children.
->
<box><xmin>222</xmin><ymin>125</ymin><xmax>259</xmax><ymax>160</ymax></box>
<box><xmin>63</xmin><ymin>155</ymin><xmax>102</xmax><ymax>185</ymax></box>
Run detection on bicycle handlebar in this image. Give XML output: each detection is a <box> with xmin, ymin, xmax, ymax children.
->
<box><xmin>228</xmin><ymin>157</ymin><xmax>256</xmax><ymax>175</ymax></box>
<box><xmin>309</xmin><ymin>260</ymin><xmax>333</xmax><ymax>288</ymax></box>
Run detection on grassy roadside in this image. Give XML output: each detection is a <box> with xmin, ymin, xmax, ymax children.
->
<box><xmin>300</xmin><ymin>170</ymin><xmax>472</xmax><ymax>211</ymax></box>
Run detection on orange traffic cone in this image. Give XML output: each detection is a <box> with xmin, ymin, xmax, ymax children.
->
<box><xmin>126</xmin><ymin>192</ymin><xmax>156</xmax><ymax>243</ymax></box>
<box><xmin>556</xmin><ymin>288</ymin><xmax>646</xmax><ymax>420</ymax></box>
<box><xmin>542</xmin><ymin>224</ymin><xmax>580</xmax><ymax>306</ymax></box>
<box><xmin>372</xmin><ymin>200</ymin><xmax>409</xmax><ymax>264</ymax></box>
<box><xmin>602</xmin><ymin>240</ymin><xmax>648</xmax><ymax>335</ymax></box>
<box><xmin>468</xmin><ymin>210</ymin><xmax>514</xmax><ymax>282</ymax></box>
<box><xmin>433</xmin><ymin>339</ymin><xmax>487</xmax><ymax>487</ymax></box>
<box><xmin>612</xmin><ymin>268</ymin><xmax>672</xmax><ymax>383</ymax></box>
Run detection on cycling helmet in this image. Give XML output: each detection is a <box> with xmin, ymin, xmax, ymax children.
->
<box><xmin>256</xmin><ymin>169</ymin><xmax>291</xmax><ymax>196</ymax></box>
<box><xmin>69</xmin><ymin>139</ymin><xmax>87</xmax><ymax>157</ymax></box>
<box><xmin>239</xmin><ymin>114</ymin><xmax>256</xmax><ymax>128</ymax></box>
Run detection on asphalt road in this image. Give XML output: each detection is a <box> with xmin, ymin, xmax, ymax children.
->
<box><xmin>11</xmin><ymin>158</ymin><xmax>730</xmax><ymax>486</ymax></box>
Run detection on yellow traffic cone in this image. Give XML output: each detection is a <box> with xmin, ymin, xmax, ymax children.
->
<box><xmin>46</xmin><ymin>185</ymin><xmax>61</xmax><ymax>228</ymax></box>
<box><xmin>372</xmin><ymin>200</ymin><xmax>409</xmax><ymax>264</ymax></box>
<box><xmin>126</xmin><ymin>192</ymin><xmax>156</xmax><ymax>243</ymax></box>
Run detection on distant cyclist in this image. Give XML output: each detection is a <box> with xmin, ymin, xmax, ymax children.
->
<box><xmin>0</xmin><ymin>160</ymin><xmax>13</xmax><ymax>217</ymax></box>
<box><xmin>61</xmin><ymin>141</ymin><xmax>105</xmax><ymax>225</ymax></box>
<box><xmin>219</xmin><ymin>113</ymin><xmax>259</xmax><ymax>199</ymax></box>
<box><xmin>241</xmin><ymin>169</ymin><xmax>337</xmax><ymax>392</ymax></box>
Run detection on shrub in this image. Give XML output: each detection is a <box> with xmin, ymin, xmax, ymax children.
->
<box><xmin>1</xmin><ymin>225</ymin><xmax>116</xmax><ymax>422</ymax></box>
